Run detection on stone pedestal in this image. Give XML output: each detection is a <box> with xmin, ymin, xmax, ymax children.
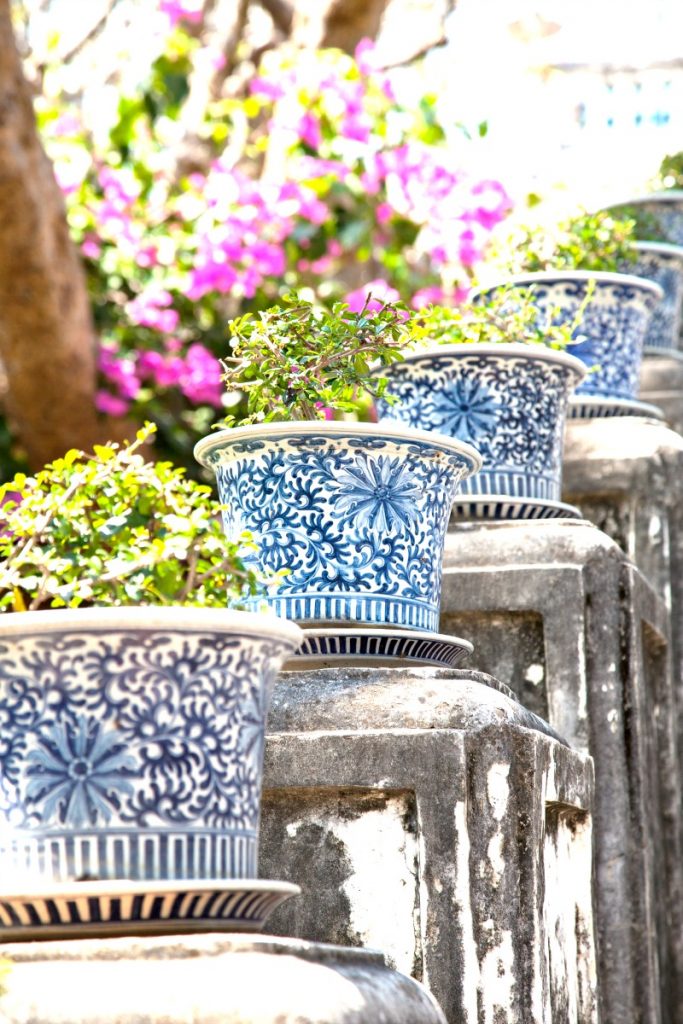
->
<box><xmin>441</xmin><ymin>519</ymin><xmax>683</xmax><ymax>1024</ymax></box>
<box><xmin>639</xmin><ymin>354</ymin><xmax>683</xmax><ymax>434</ymax></box>
<box><xmin>563</xmin><ymin>416</ymin><xmax>683</xmax><ymax>604</ymax></box>
<box><xmin>259</xmin><ymin>667</ymin><xmax>598</xmax><ymax>1024</ymax></box>
<box><xmin>563</xmin><ymin>417</ymin><xmax>683</xmax><ymax>812</ymax></box>
<box><xmin>0</xmin><ymin>933</ymin><xmax>446</xmax><ymax>1023</ymax></box>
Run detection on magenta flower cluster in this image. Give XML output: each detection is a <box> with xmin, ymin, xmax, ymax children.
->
<box><xmin>183</xmin><ymin>166</ymin><xmax>328</xmax><ymax>301</ymax></box>
<box><xmin>97</xmin><ymin>340</ymin><xmax>223</xmax><ymax>416</ymax></box>
<box><xmin>43</xmin><ymin>12</ymin><xmax>512</xmax><ymax>442</ymax></box>
<box><xmin>159</xmin><ymin>0</ymin><xmax>203</xmax><ymax>29</ymax></box>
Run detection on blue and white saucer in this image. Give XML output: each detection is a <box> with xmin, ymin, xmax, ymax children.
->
<box><xmin>287</xmin><ymin>628</ymin><xmax>472</xmax><ymax>669</ymax></box>
<box><xmin>568</xmin><ymin>396</ymin><xmax>664</xmax><ymax>420</ymax></box>
<box><xmin>450</xmin><ymin>495</ymin><xmax>582</xmax><ymax>522</ymax></box>
<box><xmin>0</xmin><ymin>879</ymin><xmax>300</xmax><ymax>942</ymax></box>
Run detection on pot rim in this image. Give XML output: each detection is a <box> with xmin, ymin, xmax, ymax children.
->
<box><xmin>195</xmin><ymin>420</ymin><xmax>483</xmax><ymax>473</ymax></box>
<box><xmin>393</xmin><ymin>341</ymin><xmax>588</xmax><ymax>381</ymax></box>
<box><xmin>478</xmin><ymin>269</ymin><xmax>664</xmax><ymax>300</ymax></box>
<box><xmin>0</xmin><ymin>605</ymin><xmax>303</xmax><ymax>648</ymax></box>
<box><xmin>632</xmin><ymin>239</ymin><xmax>683</xmax><ymax>258</ymax></box>
<box><xmin>612</xmin><ymin>191</ymin><xmax>683</xmax><ymax>205</ymax></box>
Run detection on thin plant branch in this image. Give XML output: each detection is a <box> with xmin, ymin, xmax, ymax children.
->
<box><xmin>58</xmin><ymin>0</ymin><xmax>123</xmax><ymax>65</ymax></box>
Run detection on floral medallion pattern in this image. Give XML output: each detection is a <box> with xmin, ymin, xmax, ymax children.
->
<box><xmin>0</xmin><ymin>625</ymin><xmax>294</xmax><ymax>883</ymax></box>
<box><xmin>376</xmin><ymin>348</ymin><xmax>582</xmax><ymax>501</ymax></box>
<box><xmin>628</xmin><ymin>245</ymin><xmax>683</xmax><ymax>352</ymax></box>
<box><xmin>421</xmin><ymin>377</ymin><xmax>501</xmax><ymax>444</ymax></box>
<box><xmin>205</xmin><ymin>429</ymin><xmax>479</xmax><ymax>632</ymax></box>
<box><xmin>515</xmin><ymin>276</ymin><xmax>661</xmax><ymax>400</ymax></box>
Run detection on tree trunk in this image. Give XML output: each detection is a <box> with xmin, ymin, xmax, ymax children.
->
<box><xmin>0</xmin><ymin>0</ymin><xmax>114</xmax><ymax>468</ymax></box>
<box><xmin>171</xmin><ymin>0</ymin><xmax>251</xmax><ymax>181</ymax></box>
<box><xmin>290</xmin><ymin>0</ymin><xmax>389</xmax><ymax>52</ymax></box>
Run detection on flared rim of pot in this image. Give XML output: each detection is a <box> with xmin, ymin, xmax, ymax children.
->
<box><xmin>0</xmin><ymin>605</ymin><xmax>304</xmax><ymax>648</ymax></box>
<box><xmin>611</xmin><ymin>191</ymin><xmax>683</xmax><ymax>205</ymax></box>
<box><xmin>632</xmin><ymin>239</ymin><xmax>683</xmax><ymax>258</ymax></box>
<box><xmin>396</xmin><ymin>341</ymin><xmax>588</xmax><ymax>383</ymax></box>
<box><xmin>194</xmin><ymin>420</ymin><xmax>483</xmax><ymax>475</ymax></box>
<box><xmin>476</xmin><ymin>269</ymin><xmax>664</xmax><ymax>301</ymax></box>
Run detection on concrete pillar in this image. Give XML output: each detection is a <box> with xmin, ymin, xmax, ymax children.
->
<box><xmin>440</xmin><ymin>520</ymin><xmax>683</xmax><ymax>1024</ymax></box>
<box><xmin>0</xmin><ymin>934</ymin><xmax>447</xmax><ymax>1023</ymax></box>
<box><xmin>563</xmin><ymin>417</ymin><xmax>683</xmax><ymax>806</ymax></box>
<box><xmin>563</xmin><ymin>416</ymin><xmax>683</xmax><ymax>603</ymax></box>
<box><xmin>259</xmin><ymin>666</ymin><xmax>598</xmax><ymax>1024</ymax></box>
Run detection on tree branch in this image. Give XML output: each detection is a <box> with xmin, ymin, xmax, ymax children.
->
<box><xmin>255</xmin><ymin>0</ymin><xmax>293</xmax><ymax>34</ymax></box>
<box><xmin>379</xmin><ymin>31</ymin><xmax>449</xmax><ymax>70</ymax></box>
<box><xmin>171</xmin><ymin>0</ymin><xmax>251</xmax><ymax>180</ymax></box>
<box><xmin>58</xmin><ymin>0</ymin><xmax>123</xmax><ymax>65</ymax></box>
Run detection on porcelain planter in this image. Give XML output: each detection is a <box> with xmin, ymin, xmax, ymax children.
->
<box><xmin>626</xmin><ymin>242</ymin><xmax>683</xmax><ymax>354</ymax></box>
<box><xmin>611</xmin><ymin>191</ymin><xmax>683</xmax><ymax>246</ymax></box>
<box><xmin>194</xmin><ymin>422</ymin><xmax>481</xmax><ymax>632</ymax></box>
<box><xmin>490</xmin><ymin>272</ymin><xmax>663</xmax><ymax>419</ymax></box>
<box><xmin>375</xmin><ymin>343</ymin><xmax>585</xmax><ymax>520</ymax></box>
<box><xmin>0</xmin><ymin>607</ymin><xmax>302</xmax><ymax>939</ymax></box>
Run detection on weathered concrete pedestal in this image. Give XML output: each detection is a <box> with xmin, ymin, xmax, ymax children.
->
<box><xmin>259</xmin><ymin>666</ymin><xmax>597</xmax><ymax>1024</ymax></box>
<box><xmin>0</xmin><ymin>933</ymin><xmax>446</xmax><ymax>1023</ymax></box>
<box><xmin>563</xmin><ymin>416</ymin><xmax>683</xmax><ymax>809</ymax></box>
<box><xmin>639</xmin><ymin>353</ymin><xmax>683</xmax><ymax>434</ymax></box>
<box><xmin>441</xmin><ymin>519</ymin><xmax>683</xmax><ymax>1024</ymax></box>
<box><xmin>563</xmin><ymin>416</ymin><xmax>683</xmax><ymax>605</ymax></box>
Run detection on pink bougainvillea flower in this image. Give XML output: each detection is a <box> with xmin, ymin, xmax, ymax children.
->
<box><xmin>309</xmin><ymin>255</ymin><xmax>333</xmax><ymax>275</ymax></box>
<box><xmin>465</xmin><ymin>180</ymin><xmax>513</xmax><ymax>230</ymax></box>
<box><xmin>137</xmin><ymin>351</ymin><xmax>184</xmax><ymax>389</ymax></box>
<box><xmin>136</xmin><ymin>244</ymin><xmax>160</xmax><ymax>269</ymax></box>
<box><xmin>185</xmin><ymin>261</ymin><xmax>238</xmax><ymax>301</ymax></box>
<box><xmin>346</xmin><ymin>279</ymin><xmax>400</xmax><ymax>312</ymax></box>
<box><xmin>411</xmin><ymin>285</ymin><xmax>470</xmax><ymax>309</ymax></box>
<box><xmin>457</xmin><ymin>228</ymin><xmax>483</xmax><ymax>268</ymax></box>
<box><xmin>126</xmin><ymin>288</ymin><xmax>180</xmax><ymax>333</ymax></box>
<box><xmin>376</xmin><ymin>202</ymin><xmax>393</xmax><ymax>225</ymax></box>
<box><xmin>354</xmin><ymin>38</ymin><xmax>379</xmax><ymax>76</ymax></box>
<box><xmin>411</xmin><ymin>286</ymin><xmax>446</xmax><ymax>309</ymax></box>
<box><xmin>52</xmin><ymin>113</ymin><xmax>82</xmax><ymax>138</ymax></box>
<box><xmin>296</xmin><ymin>111</ymin><xmax>323</xmax><ymax>150</ymax></box>
<box><xmin>340</xmin><ymin>115</ymin><xmax>371</xmax><ymax>143</ymax></box>
<box><xmin>81</xmin><ymin>235</ymin><xmax>102</xmax><ymax>260</ymax></box>
<box><xmin>294</xmin><ymin>156</ymin><xmax>350</xmax><ymax>182</ymax></box>
<box><xmin>159</xmin><ymin>0</ymin><xmax>203</xmax><ymax>28</ymax></box>
<box><xmin>180</xmin><ymin>344</ymin><xmax>223</xmax><ymax>406</ymax></box>
<box><xmin>249</xmin><ymin>77</ymin><xmax>287</xmax><ymax>102</ymax></box>
<box><xmin>95</xmin><ymin>391</ymin><xmax>130</xmax><ymax>417</ymax></box>
<box><xmin>97</xmin><ymin>166</ymin><xmax>141</xmax><ymax>206</ymax></box>
<box><xmin>315</xmin><ymin>402</ymin><xmax>335</xmax><ymax>421</ymax></box>
<box><xmin>98</xmin><ymin>345</ymin><xmax>141</xmax><ymax>400</ymax></box>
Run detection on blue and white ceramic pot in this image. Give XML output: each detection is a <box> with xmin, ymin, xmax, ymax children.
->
<box><xmin>194</xmin><ymin>423</ymin><xmax>481</xmax><ymax>633</ymax></box>
<box><xmin>627</xmin><ymin>242</ymin><xmax>683</xmax><ymax>354</ymax></box>
<box><xmin>493</xmin><ymin>271</ymin><xmax>663</xmax><ymax>401</ymax></box>
<box><xmin>375</xmin><ymin>344</ymin><xmax>585</xmax><ymax>507</ymax></box>
<box><xmin>612</xmin><ymin>191</ymin><xmax>683</xmax><ymax>246</ymax></box>
<box><xmin>0</xmin><ymin>607</ymin><xmax>302</xmax><ymax>891</ymax></box>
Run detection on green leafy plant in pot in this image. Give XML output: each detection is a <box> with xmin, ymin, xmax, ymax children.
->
<box><xmin>482</xmin><ymin>210</ymin><xmax>664</xmax><ymax>417</ymax></box>
<box><xmin>595</xmin><ymin>202</ymin><xmax>683</xmax><ymax>356</ymax></box>
<box><xmin>194</xmin><ymin>294</ymin><xmax>481</xmax><ymax>640</ymax></box>
<box><xmin>375</xmin><ymin>286</ymin><xmax>587</xmax><ymax>521</ymax></box>
<box><xmin>0</xmin><ymin>424</ymin><xmax>302</xmax><ymax>941</ymax></box>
